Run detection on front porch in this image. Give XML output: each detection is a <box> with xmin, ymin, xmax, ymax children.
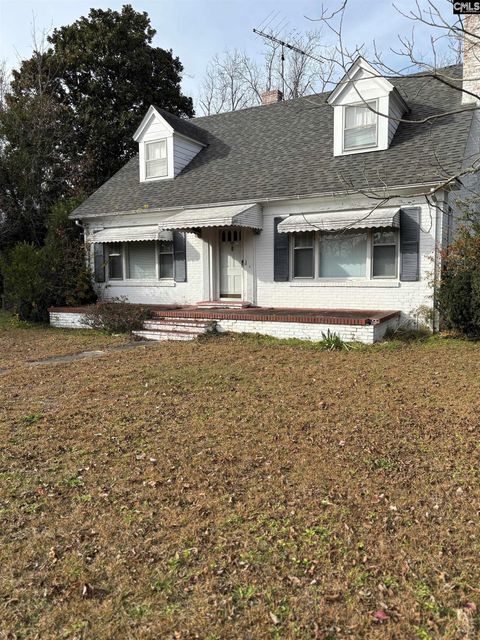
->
<box><xmin>49</xmin><ymin>305</ymin><xmax>401</xmax><ymax>344</ymax></box>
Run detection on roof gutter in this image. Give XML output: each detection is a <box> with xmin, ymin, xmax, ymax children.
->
<box><xmin>70</xmin><ymin>179</ymin><xmax>458</xmax><ymax>220</ymax></box>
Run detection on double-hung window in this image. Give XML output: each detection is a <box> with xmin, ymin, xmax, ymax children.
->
<box><xmin>343</xmin><ymin>101</ymin><xmax>377</xmax><ymax>150</ymax></box>
<box><xmin>293</xmin><ymin>232</ymin><xmax>315</xmax><ymax>278</ymax></box>
<box><xmin>290</xmin><ymin>228</ymin><xmax>399</xmax><ymax>280</ymax></box>
<box><xmin>372</xmin><ymin>231</ymin><xmax>397</xmax><ymax>277</ymax></box>
<box><xmin>107</xmin><ymin>244</ymin><xmax>123</xmax><ymax>280</ymax></box>
<box><xmin>105</xmin><ymin>240</ymin><xmax>176</xmax><ymax>281</ymax></box>
<box><xmin>159</xmin><ymin>240</ymin><xmax>174</xmax><ymax>279</ymax></box>
<box><xmin>145</xmin><ymin>140</ymin><xmax>168</xmax><ymax>179</ymax></box>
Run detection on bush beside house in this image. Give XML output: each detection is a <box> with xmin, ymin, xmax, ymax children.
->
<box><xmin>0</xmin><ymin>200</ymin><xmax>96</xmax><ymax>321</ymax></box>
<box><xmin>437</xmin><ymin>230</ymin><xmax>480</xmax><ymax>337</ymax></box>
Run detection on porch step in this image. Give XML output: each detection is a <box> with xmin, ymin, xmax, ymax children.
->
<box><xmin>196</xmin><ymin>300</ymin><xmax>253</xmax><ymax>309</ymax></box>
<box><xmin>132</xmin><ymin>329</ymin><xmax>201</xmax><ymax>341</ymax></box>
<box><xmin>144</xmin><ymin>319</ymin><xmax>214</xmax><ymax>332</ymax></box>
<box><xmin>133</xmin><ymin>317</ymin><xmax>216</xmax><ymax>342</ymax></box>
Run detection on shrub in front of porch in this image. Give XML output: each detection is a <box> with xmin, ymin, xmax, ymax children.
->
<box><xmin>83</xmin><ymin>298</ymin><xmax>151</xmax><ymax>334</ymax></box>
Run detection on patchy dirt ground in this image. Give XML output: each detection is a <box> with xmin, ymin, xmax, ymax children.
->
<box><xmin>1</xmin><ymin>317</ymin><xmax>479</xmax><ymax>639</ymax></box>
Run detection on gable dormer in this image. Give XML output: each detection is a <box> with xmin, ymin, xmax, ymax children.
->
<box><xmin>327</xmin><ymin>57</ymin><xmax>408</xmax><ymax>157</ymax></box>
<box><xmin>133</xmin><ymin>106</ymin><xmax>207</xmax><ymax>182</ymax></box>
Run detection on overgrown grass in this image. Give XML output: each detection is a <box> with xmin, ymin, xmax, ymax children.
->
<box><xmin>0</xmin><ymin>319</ymin><xmax>479</xmax><ymax>638</ymax></box>
<box><xmin>0</xmin><ymin>309</ymin><xmax>37</xmax><ymax>330</ymax></box>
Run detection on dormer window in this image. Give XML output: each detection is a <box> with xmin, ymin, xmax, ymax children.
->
<box><xmin>134</xmin><ymin>106</ymin><xmax>207</xmax><ymax>183</ymax></box>
<box><xmin>327</xmin><ymin>57</ymin><xmax>408</xmax><ymax>157</ymax></box>
<box><xmin>343</xmin><ymin>101</ymin><xmax>378</xmax><ymax>151</ymax></box>
<box><xmin>145</xmin><ymin>140</ymin><xmax>168</xmax><ymax>179</ymax></box>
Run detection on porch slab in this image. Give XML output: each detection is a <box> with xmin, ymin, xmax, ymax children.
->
<box><xmin>152</xmin><ymin>306</ymin><xmax>400</xmax><ymax>327</ymax></box>
<box><xmin>49</xmin><ymin>305</ymin><xmax>400</xmax><ymax>343</ymax></box>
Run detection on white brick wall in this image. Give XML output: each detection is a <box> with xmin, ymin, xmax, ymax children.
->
<box><xmin>49</xmin><ymin>312</ymin><xmax>90</xmax><ymax>329</ymax></box>
<box><xmin>255</xmin><ymin>199</ymin><xmax>436</xmax><ymax>323</ymax></box>
<box><xmin>98</xmin><ymin>232</ymin><xmax>205</xmax><ymax>305</ymax></box>
<box><xmin>85</xmin><ymin>195</ymin><xmax>438</xmax><ymax>325</ymax></box>
<box><xmin>216</xmin><ymin>318</ymin><xmax>376</xmax><ymax>343</ymax></box>
<box><xmin>49</xmin><ymin>310</ymin><xmax>398</xmax><ymax>343</ymax></box>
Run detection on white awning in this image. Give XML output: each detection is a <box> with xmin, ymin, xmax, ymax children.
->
<box><xmin>277</xmin><ymin>208</ymin><xmax>401</xmax><ymax>233</ymax></box>
<box><xmin>158</xmin><ymin>203</ymin><xmax>262</xmax><ymax>231</ymax></box>
<box><xmin>91</xmin><ymin>226</ymin><xmax>173</xmax><ymax>242</ymax></box>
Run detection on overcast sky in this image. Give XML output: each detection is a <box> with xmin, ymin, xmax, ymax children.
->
<box><xmin>0</xmin><ymin>0</ymin><xmax>455</xmax><ymax>109</ymax></box>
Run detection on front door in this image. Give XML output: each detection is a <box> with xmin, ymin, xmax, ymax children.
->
<box><xmin>219</xmin><ymin>229</ymin><xmax>243</xmax><ymax>298</ymax></box>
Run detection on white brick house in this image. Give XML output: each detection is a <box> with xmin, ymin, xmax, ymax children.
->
<box><xmin>61</xmin><ymin>46</ymin><xmax>480</xmax><ymax>343</ymax></box>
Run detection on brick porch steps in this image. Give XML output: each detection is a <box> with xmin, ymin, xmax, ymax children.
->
<box><xmin>49</xmin><ymin>306</ymin><xmax>401</xmax><ymax>344</ymax></box>
<box><xmin>133</xmin><ymin>317</ymin><xmax>216</xmax><ymax>341</ymax></box>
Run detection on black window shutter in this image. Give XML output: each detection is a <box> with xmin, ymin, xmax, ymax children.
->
<box><xmin>273</xmin><ymin>217</ymin><xmax>290</xmax><ymax>281</ymax></box>
<box><xmin>93</xmin><ymin>243</ymin><xmax>105</xmax><ymax>283</ymax></box>
<box><xmin>400</xmin><ymin>207</ymin><xmax>421</xmax><ymax>282</ymax></box>
<box><xmin>173</xmin><ymin>231</ymin><xmax>187</xmax><ymax>282</ymax></box>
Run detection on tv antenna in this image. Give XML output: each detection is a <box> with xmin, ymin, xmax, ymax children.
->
<box><xmin>252</xmin><ymin>27</ymin><xmax>310</xmax><ymax>96</ymax></box>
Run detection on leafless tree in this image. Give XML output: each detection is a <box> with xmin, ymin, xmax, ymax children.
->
<box><xmin>198</xmin><ymin>30</ymin><xmax>339</xmax><ymax>115</ymax></box>
<box><xmin>199</xmin><ymin>50</ymin><xmax>258</xmax><ymax>115</ymax></box>
<box><xmin>294</xmin><ymin>0</ymin><xmax>480</xmax><ymax>216</ymax></box>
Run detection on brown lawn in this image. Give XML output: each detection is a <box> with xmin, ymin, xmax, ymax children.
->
<box><xmin>1</xmin><ymin>314</ymin><xmax>479</xmax><ymax>639</ymax></box>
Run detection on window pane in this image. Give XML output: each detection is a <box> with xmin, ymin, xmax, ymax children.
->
<box><xmin>127</xmin><ymin>241</ymin><xmax>156</xmax><ymax>280</ymax></box>
<box><xmin>159</xmin><ymin>240</ymin><xmax>173</xmax><ymax>254</ymax></box>
<box><xmin>345</xmin><ymin>103</ymin><xmax>376</xmax><ymax>128</ymax></box>
<box><xmin>373</xmin><ymin>231</ymin><xmax>397</xmax><ymax>245</ymax></box>
<box><xmin>108</xmin><ymin>244</ymin><xmax>123</xmax><ymax>280</ymax></box>
<box><xmin>294</xmin><ymin>232</ymin><xmax>314</xmax><ymax>248</ymax></box>
<box><xmin>294</xmin><ymin>248</ymin><xmax>314</xmax><ymax>278</ymax></box>
<box><xmin>373</xmin><ymin>245</ymin><xmax>396</xmax><ymax>277</ymax></box>
<box><xmin>146</xmin><ymin>159</ymin><xmax>167</xmax><ymax>178</ymax></box>
<box><xmin>146</xmin><ymin>140</ymin><xmax>167</xmax><ymax>177</ymax></box>
<box><xmin>344</xmin><ymin>124</ymin><xmax>376</xmax><ymax>149</ymax></box>
<box><xmin>146</xmin><ymin>141</ymin><xmax>166</xmax><ymax>160</ymax></box>
<box><xmin>159</xmin><ymin>253</ymin><xmax>174</xmax><ymax>279</ymax></box>
<box><xmin>319</xmin><ymin>232</ymin><xmax>367</xmax><ymax>277</ymax></box>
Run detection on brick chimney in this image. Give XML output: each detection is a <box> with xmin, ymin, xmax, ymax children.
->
<box><xmin>261</xmin><ymin>89</ymin><xmax>283</xmax><ymax>105</ymax></box>
<box><xmin>462</xmin><ymin>14</ymin><xmax>480</xmax><ymax>104</ymax></box>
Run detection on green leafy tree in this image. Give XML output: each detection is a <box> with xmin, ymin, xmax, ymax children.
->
<box><xmin>0</xmin><ymin>53</ymin><xmax>75</xmax><ymax>248</ymax></box>
<box><xmin>0</xmin><ymin>4</ymin><xmax>193</xmax><ymax>250</ymax></box>
<box><xmin>42</xmin><ymin>199</ymin><xmax>97</xmax><ymax>308</ymax></box>
<box><xmin>0</xmin><ymin>242</ymin><xmax>48</xmax><ymax>321</ymax></box>
<box><xmin>1</xmin><ymin>199</ymin><xmax>96</xmax><ymax>321</ymax></box>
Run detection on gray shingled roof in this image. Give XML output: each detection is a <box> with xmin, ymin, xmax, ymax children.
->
<box><xmin>72</xmin><ymin>65</ymin><xmax>473</xmax><ymax>219</ymax></box>
<box><xmin>153</xmin><ymin>107</ymin><xmax>209</xmax><ymax>145</ymax></box>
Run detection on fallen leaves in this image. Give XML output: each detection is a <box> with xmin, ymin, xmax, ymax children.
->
<box><xmin>372</xmin><ymin>609</ymin><xmax>390</xmax><ymax>623</ymax></box>
<box><xmin>1</xmin><ymin>328</ymin><xmax>480</xmax><ymax>639</ymax></box>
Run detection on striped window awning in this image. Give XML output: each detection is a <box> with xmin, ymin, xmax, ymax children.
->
<box><xmin>277</xmin><ymin>208</ymin><xmax>401</xmax><ymax>233</ymax></box>
<box><xmin>91</xmin><ymin>226</ymin><xmax>173</xmax><ymax>242</ymax></box>
<box><xmin>158</xmin><ymin>203</ymin><xmax>262</xmax><ymax>231</ymax></box>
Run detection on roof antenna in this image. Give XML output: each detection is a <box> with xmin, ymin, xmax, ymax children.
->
<box><xmin>253</xmin><ymin>27</ymin><xmax>309</xmax><ymax>97</ymax></box>
<box><xmin>252</xmin><ymin>28</ymin><xmax>309</xmax><ymax>57</ymax></box>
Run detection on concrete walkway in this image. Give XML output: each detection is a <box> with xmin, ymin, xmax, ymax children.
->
<box><xmin>27</xmin><ymin>341</ymin><xmax>150</xmax><ymax>366</ymax></box>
